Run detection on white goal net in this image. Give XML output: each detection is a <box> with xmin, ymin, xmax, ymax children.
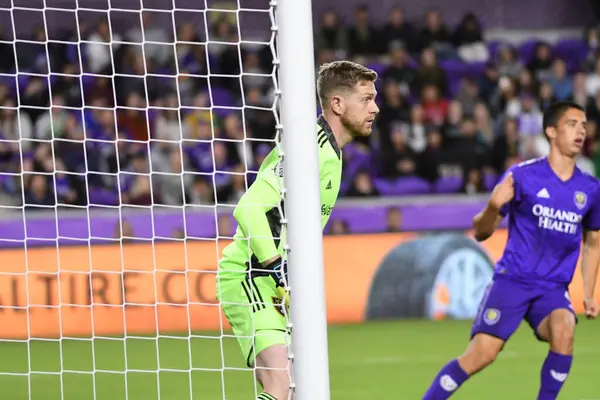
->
<box><xmin>0</xmin><ymin>0</ymin><xmax>287</xmax><ymax>399</ymax></box>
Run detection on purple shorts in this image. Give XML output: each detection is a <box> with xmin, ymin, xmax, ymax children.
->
<box><xmin>471</xmin><ymin>275</ymin><xmax>577</xmax><ymax>342</ymax></box>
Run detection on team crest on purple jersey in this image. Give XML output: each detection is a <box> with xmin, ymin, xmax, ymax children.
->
<box><xmin>574</xmin><ymin>191</ymin><xmax>587</xmax><ymax>210</ymax></box>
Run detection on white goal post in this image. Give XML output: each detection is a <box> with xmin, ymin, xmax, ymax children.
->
<box><xmin>0</xmin><ymin>0</ymin><xmax>330</xmax><ymax>399</ymax></box>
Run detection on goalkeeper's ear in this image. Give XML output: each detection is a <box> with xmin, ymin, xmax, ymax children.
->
<box><xmin>329</xmin><ymin>93</ymin><xmax>345</xmax><ymax>116</ymax></box>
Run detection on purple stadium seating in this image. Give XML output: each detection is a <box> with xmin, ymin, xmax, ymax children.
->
<box><xmin>374</xmin><ymin>176</ymin><xmax>431</xmax><ymax>195</ymax></box>
<box><xmin>89</xmin><ymin>188</ymin><xmax>119</xmax><ymax>206</ymax></box>
<box><xmin>433</xmin><ymin>176</ymin><xmax>464</xmax><ymax>193</ymax></box>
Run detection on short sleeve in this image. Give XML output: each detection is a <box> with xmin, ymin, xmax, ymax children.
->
<box><xmin>583</xmin><ymin>184</ymin><xmax>600</xmax><ymax>231</ymax></box>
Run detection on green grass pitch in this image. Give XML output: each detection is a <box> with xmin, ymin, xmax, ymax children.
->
<box><xmin>0</xmin><ymin>319</ymin><xmax>598</xmax><ymax>399</ymax></box>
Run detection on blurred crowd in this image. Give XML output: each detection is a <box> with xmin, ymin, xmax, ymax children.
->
<box><xmin>1</xmin><ymin>7</ymin><xmax>600</xmax><ymax>209</ymax></box>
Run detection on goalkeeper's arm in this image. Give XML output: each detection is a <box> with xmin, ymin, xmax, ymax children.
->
<box><xmin>232</xmin><ymin>178</ymin><xmax>287</xmax><ymax>285</ymax></box>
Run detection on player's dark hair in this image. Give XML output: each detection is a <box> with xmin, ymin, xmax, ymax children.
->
<box><xmin>317</xmin><ymin>61</ymin><xmax>378</xmax><ymax>108</ymax></box>
<box><xmin>542</xmin><ymin>101</ymin><xmax>585</xmax><ymax>139</ymax></box>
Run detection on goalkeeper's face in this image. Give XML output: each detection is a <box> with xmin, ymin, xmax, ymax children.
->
<box><xmin>340</xmin><ymin>81</ymin><xmax>379</xmax><ymax>137</ymax></box>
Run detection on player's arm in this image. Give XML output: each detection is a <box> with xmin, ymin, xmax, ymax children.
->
<box><xmin>581</xmin><ymin>229</ymin><xmax>600</xmax><ymax>304</ymax></box>
<box><xmin>232</xmin><ymin>177</ymin><xmax>287</xmax><ymax>286</ymax></box>
<box><xmin>472</xmin><ymin>205</ymin><xmax>504</xmax><ymax>242</ymax></box>
<box><xmin>233</xmin><ymin>178</ymin><xmax>281</xmax><ymax>263</ymax></box>
<box><xmin>473</xmin><ymin>171</ymin><xmax>515</xmax><ymax>242</ymax></box>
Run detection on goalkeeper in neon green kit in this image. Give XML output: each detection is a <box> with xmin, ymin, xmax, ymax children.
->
<box><xmin>216</xmin><ymin>61</ymin><xmax>379</xmax><ymax>400</ymax></box>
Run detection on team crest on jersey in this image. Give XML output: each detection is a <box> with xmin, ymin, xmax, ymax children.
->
<box><xmin>574</xmin><ymin>191</ymin><xmax>587</xmax><ymax>210</ymax></box>
<box><xmin>484</xmin><ymin>308</ymin><xmax>501</xmax><ymax>325</ymax></box>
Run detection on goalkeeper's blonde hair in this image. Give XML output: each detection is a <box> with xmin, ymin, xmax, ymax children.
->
<box><xmin>316</xmin><ymin>61</ymin><xmax>378</xmax><ymax>109</ymax></box>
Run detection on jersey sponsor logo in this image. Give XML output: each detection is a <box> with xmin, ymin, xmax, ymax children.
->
<box><xmin>532</xmin><ymin>204</ymin><xmax>582</xmax><ymax>234</ymax></box>
<box><xmin>321</xmin><ymin>204</ymin><xmax>333</xmax><ymax>216</ymax></box>
<box><xmin>574</xmin><ymin>191</ymin><xmax>587</xmax><ymax>210</ymax></box>
<box><xmin>326</xmin><ymin>180</ymin><xmax>332</xmax><ymax>190</ymax></box>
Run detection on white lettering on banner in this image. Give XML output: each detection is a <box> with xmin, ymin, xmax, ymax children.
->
<box><xmin>532</xmin><ymin>204</ymin><xmax>582</xmax><ymax>234</ymax></box>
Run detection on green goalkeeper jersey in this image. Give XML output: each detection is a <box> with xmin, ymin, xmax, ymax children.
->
<box><xmin>220</xmin><ymin>115</ymin><xmax>342</xmax><ymax>272</ymax></box>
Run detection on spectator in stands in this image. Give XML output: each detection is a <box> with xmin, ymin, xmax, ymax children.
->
<box><xmin>176</xmin><ymin>21</ymin><xmax>202</xmax><ymax>66</ymax></box>
<box><xmin>16</xmin><ymin>25</ymin><xmax>47</xmax><ymax>74</ymax></box>
<box><xmin>86</xmin><ymin>18</ymin><xmax>121</xmax><ymax>75</ymax></box>
<box><xmin>121</xmin><ymin>151</ymin><xmax>152</xmax><ymax>205</ymax></box>
<box><xmin>583</xmin><ymin>24</ymin><xmax>600</xmax><ymax>72</ymax></box>
<box><xmin>493</xmin><ymin>76</ymin><xmax>521</xmax><ymax>118</ymax></box>
<box><xmin>587</xmin><ymin>89</ymin><xmax>600</xmax><ymax>124</ymax></box>
<box><xmin>347</xmin><ymin>5</ymin><xmax>380</xmax><ymax>60</ymax></box>
<box><xmin>418</xmin><ymin>127</ymin><xmax>443</xmax><ymax>182</ymax></box>
<box><xmin>152</xmin><ymin>93</ymin><xmax>183</xmax><ymax>173</ymax></box>
<box><xmin>118</xmin><ymin>92</ymin><xmax>151</xmax><ymax>142</ymax></box>
<box><xmin>527</xmin><ymin>42</ymin><xmax>553</xmax><ymax>82</ymax></box>
<box><xmin>496</xmin><ymin>45</ymin><xmax>522</xmax><ymax>79</ymax></box>
<box><xmin>455</xmin><ymin>77</ymin><xmax>481</xmax><ymax>117</ymax></box>
<box><xmin>0</xmin><ymin>99</ymin><xmax>33</xmax><ymax>152</ymax></box>
<box><xmin>547</xmin><ymin>59</ymin><xmax>572</xmax><ymax>100</ymax></box>
<box><xmin>570</xmin><ymin>72</ymin><xmax>590</xmax><ymax>108</ymax></box>
<box><xmin>385</xmin><ymin>208</ymin><xmax>403</xmax><ymax>232</ymax></box>
<box><xmin>407</xmin><ymin>105</ymin><xmax>427</xmax><ymax>152</ymax></box>
<box><xmin>379</xmin><ymin>7</ymin><xmax>416</xmax><ymax>54</ymax></box>
<box><xmin>222</xmin><ymin>113</ymin><xmax>254</xmax><ymax>169</ymax></box>
<box><xmin>21</xmin><ymin>78</ymin><xmax>50</xmax><ymax>123</ymax></box>
<box><xmin>52</xmin><ymin>63</ymin><xmax>83</xmax><ymax>108</ymax></box>
<box><xmin>442</xmin><ymin>101</ymin><xmax>463</xmax><ymax>139</ymax></box>
<box><xmin>538</xmin><ymin>81</ymin><xmax>557</xmax><ymax>110</ymax></box>
<box><xmin>25</xmin><ymin>175</ymin><xmax>54</xmax><ymax>208</ymax></box>
<box><xmin>478</xmin><ymin>62</ymin><xmax>500</xmax><ymax>106</ymax></box>
<box><xmin>517</xmin><ymin>93</ymin><xmax>543</xmax><ymax>136</ymax></box>
<box><xmin>126</xmin><ymin>11</ymin><xmax>172</xmax><ymax>70</ymax></box>
<box><xmin>453</xmin><ymin>12</ymin><xmax>489</xmax><ymax>63</ymax></box>
<box><xmin>381</xmin><ymin>125</ymin><xmax>417</xmax><ymax>178</ymax></box>
<box><xmin>381</xmin><ymin>42</ymin><xmax>416</xmax><ymax>98</ymax></box>
<box><xmin>473</xmin><ymin>102</ymin><xmax>495</xmax><ymax>145</ymax></box>
<box><xmin>586</xmin><ymin>55</ymin><xmax>600</xmax><ymax>97</ymax></box>
<box><xmin>463</xmin><ymin>168</ymin><xmax>485</xmax><ymax>194</ymax></box>
<box><xmin>156</xmin><ymin>148</ymin><xmax>193</xmax><ymax>206</ymax></box>
<box><xmin>376</xmin><ymin>82</ymin><xmax>411</xmax><ymax>149</ymax></box>
<box><xmin>418</xmin><ymin>9</ymin><xmax>453</xmax><ymax>59</ymax></box>
<box><xmin>517</xmin><ymin>69</ymin><xmax>537</xmax><ymax>95</ymax></box>
<box><xmin>416</xmin><ymin>48</ymin><xmax>448</xmax><ymax>95</ymax></box>
<box><xmin>314</xmin><ymin>10</ymin><xmax>348</xmax><ymax>58</ymax></box>
<box><xmin>346</xmin><ymin>170</ymin><xmax>379</xmax><ymax>197</ymax></box>
<box><xmin>36</xmin><ymin>95</ymin><xmax>68</xmax><ymax>141</ymax></box>
<box><xmin>491</xmin><ymin>118</ymin><xmax>521</xmax><ymax>173</ymax></box>
<box><xmin>421</xmin><ymin>84</ymin><xmax>448</xmax><ymax>126</ymax></box>
<box><xmin>189</xmin><ymin>177</ymin><xmax>215</xmax><ymax>206</ymax></box>
<box><xmin>328</xmin><ymin>219</ymin><xmax>350</xmax><ymax>235</ymax></box>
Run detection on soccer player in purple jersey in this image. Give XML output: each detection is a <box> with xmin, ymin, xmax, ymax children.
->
<box><xmin>422</xmin><ymin>101</ymin><xmax>600</xmax><ymax>400</ymax></box>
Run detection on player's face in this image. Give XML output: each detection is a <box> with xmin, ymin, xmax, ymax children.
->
<box><xmin>340</xmin><ymin>81</ymin><xmax>379</xmax><ymax>137</ymax></box>
<box><xmin>550</xmin><ymin>108</ymin><xmax>587</xmax><ymax>157</ymax></box>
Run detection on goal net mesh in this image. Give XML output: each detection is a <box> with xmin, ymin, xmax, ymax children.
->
<box><xmin>0</xmin><ymin>0</ymin><xmax>285</xmax><ymax>399</ymax></box>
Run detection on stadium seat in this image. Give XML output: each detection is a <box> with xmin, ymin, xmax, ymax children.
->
<box><xmin>433</xmin><ymin>176</ymin><xmax>464</xmax><ymax>193</ymax></box>
<box><xmin>374</xmin><ymin>176</ymin><xmax>431</xmax><ymax>195</ymax></box>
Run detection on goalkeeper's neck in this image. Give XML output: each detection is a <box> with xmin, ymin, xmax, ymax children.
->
<box><xmin>321</xmin><ymin>112</ymin><xmax>353</xmax><ymax>149</ymax></box>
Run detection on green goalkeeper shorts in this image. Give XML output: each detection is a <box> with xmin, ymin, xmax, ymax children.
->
<box><xmin>216</xmin><ymin>259</ymin><xmax>289</xmax><ymax>367</ymax></box>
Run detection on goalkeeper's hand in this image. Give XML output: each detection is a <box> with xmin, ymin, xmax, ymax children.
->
<box><xmin>261</xmin><ymin>257</ymin><xmax>288</xmax><ymax>288</ymax></box>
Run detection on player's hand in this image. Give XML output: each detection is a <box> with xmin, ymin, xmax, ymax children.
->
<box><xmin>261</xmin><ymin>257</ymin><xmax>288</xmax><ymax>288</ymax></box>
<box><xmin>489</xmin><ymin>172</ymin><xmax>514</xmax><ymax>211</ymax></box>
<box><xmin>584</xmin><ymin>298</ymin><xmax>599</xmax><ymax>319</ymax></box>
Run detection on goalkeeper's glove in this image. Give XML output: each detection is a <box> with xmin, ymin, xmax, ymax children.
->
<box><xmin>261</xmin><ymin>257</ymin><xmax>288</xmax><ymax>288</ymax></box>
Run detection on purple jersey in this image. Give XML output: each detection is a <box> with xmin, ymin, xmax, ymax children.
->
<box><xmin>496</xmin><ymin>157</ymin><xmax>600</xmax><ymax>286</ymax></box>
